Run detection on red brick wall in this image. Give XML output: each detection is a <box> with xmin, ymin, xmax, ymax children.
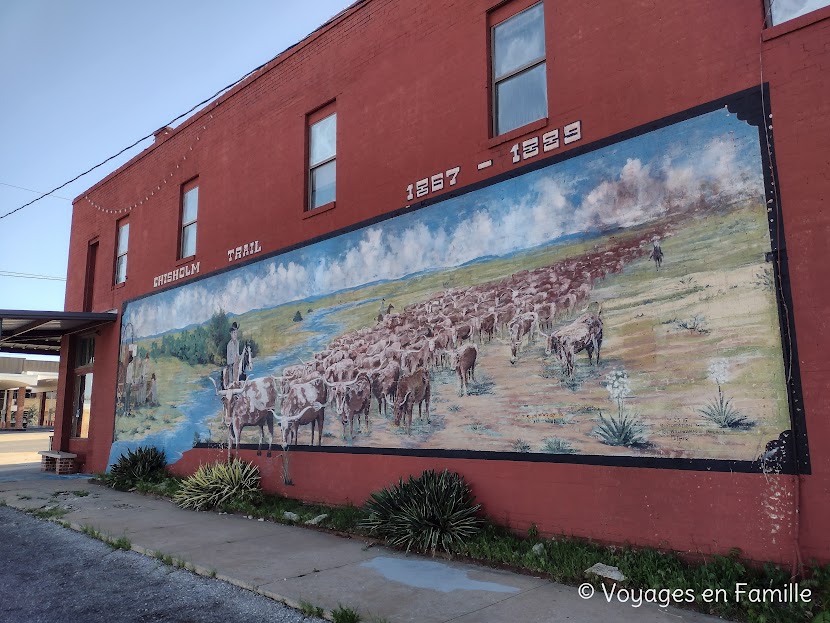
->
<box><xmin>62</xmin><ymin>0</ymin><xmax>830</xmax><ymax>563</ymax></box>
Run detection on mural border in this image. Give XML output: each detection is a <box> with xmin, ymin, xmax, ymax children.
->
<box><xmin>118</xmin><ymin>85</ymin><xmax>809</xmax><ymax>475</ymax></box>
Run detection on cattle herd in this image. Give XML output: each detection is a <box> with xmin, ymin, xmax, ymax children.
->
<box><xmin>210</xmin><ymin>228</ymin><xmax>666</xmax><ymax>454</ymax></box>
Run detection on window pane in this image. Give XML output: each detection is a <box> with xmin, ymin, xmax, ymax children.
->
<box><xmin>496</xmin><ymin>63</ymin><xmax>547</xmax><ymax>135</ymax></box>
<box><xmin>771</xmin><ymin>0</ymin><xmax>830</xmax><ymax>25</ymax></box>
<box><xmin>183</xmin><ymin>187</ymin><xmax>199</xmax><ymax>224</ymax></box>
<box><xmin>310</xmin><ymin>114</ymin><xmax>337</xmax><ymax>167</ymax></box>
<box><xmin>115</xmin><ymin>254</ymin><xmax>127</xmax><ymax>284</ymax></box>
<box><xmin>181</xmin><ymin>222</ymin><xmax>197</xmax><ymax>258</ymax></box>
<box><xmin>117</xmin><ymin>222</ymin><xmax>129</xmax><ymax>255</ymax></box>
<box><xmin>310</xmin><ymin>159</ymin><xmax>336</xmax><ymax>209</ymax></box>
<box><xmin>494</xmin><ymin>3</ymin><xmax>545</xmax><ymax>80</ymax></box>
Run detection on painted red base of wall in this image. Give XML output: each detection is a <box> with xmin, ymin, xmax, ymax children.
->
<box><xmin>170</xmin><ymin>447</ymin><xmax>822</xmax><ymax>566</ymax></box>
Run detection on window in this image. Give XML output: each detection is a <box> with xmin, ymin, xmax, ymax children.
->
<box><xmin>114</xmin><ymin>220</ymin><xmax>128</xmax><ymax>284</ymax></box>
<box><xmin>492</xmin><ymin>2</ymin><xmax>547</xmax><ymax>136</ymax></box>
<box><xmin>308</xmin><ymin>112</ymin><xmax>336</xmax><ymax>210</ymax></box>
<box><xmin>71</xmin><ymin>336</ymin><xmax>95</xmax><ymax>438</ymax></box>
<box><xmin>767</xmin><ymin>0</ymin><xmax>830</xmax><ymax>26</ymax></box>
<box><xmin>180</xmin><ymin>181</ymin><xmax>198</xmax><ymax>258</ymax></box>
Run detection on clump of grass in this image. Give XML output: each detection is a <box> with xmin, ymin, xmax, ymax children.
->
<box><xmin>110</xmin><ymin>535</ymin><xmax>132</xmax><ymax>551</ymax></box>
<box><xmin>673</xmin><ymin>315</ymin><xmax>710</xmax><ymax>335</ymax></box>
<box><xmin>17</xmin><ymin>495</ymin><xmax>32</xmax><ymax>500</ymax></box>
<box><xmin>106</xmin><ymin>446</ymin><xmax>168</xmax><ymax>491</ymax></box>
<box><xmin>71</xmin><ymin>490</ymin><xmax>90</xmax><ymax>497</ymax></box>
<box><xmin>541</xmin><ymin>437</ymin><xmax>576</xmax><ymax>454</ymax></box>
<box><xmin>173</xmin><ymin>459</ymin><xmax>261</xmax><ymax>511</ymax></box>
<box><xmin>31</xmin><ymin>506</ymin><xmax>70</xmax><ymax>520</ymax></box>
<box><xmin>593</xmin><ymin>411</ymin><xmax>648</xmax><ymax>447</ymax></box>
<box><xmin>511</xmin><ymin>439</ymin><xmax>531</xmax><ymax>453</ymax></box>
<box><xmin>299</xmin><ymin>600</ymin><xmax>325</xmax><ymax>618</ymax></box>
<box><xmin>361</xmin><ymin>469</ymin><xmax>482</xmax><ymax>555</ymax></box>
<box><xmin>331</xmin><ymin>605</ymin><xmax>361</xmax><ymax>623</ymax></box>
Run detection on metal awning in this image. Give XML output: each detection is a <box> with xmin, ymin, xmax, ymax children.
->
<box><xmin>0</xmin><ymin>310</ymin><xmax>118</xmax><ymax>355</ymax></box>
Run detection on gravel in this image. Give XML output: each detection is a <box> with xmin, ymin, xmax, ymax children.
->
<box><xmin>0</xmin><ymin>505</ymin><xmax>323</xmax><ymax>623</ymax></box>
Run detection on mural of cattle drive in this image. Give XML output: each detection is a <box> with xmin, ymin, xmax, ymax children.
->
<box><xmin>111</xmin><ymin>95</ymin><xmax>798</xmax><ymax>472</ymax></box>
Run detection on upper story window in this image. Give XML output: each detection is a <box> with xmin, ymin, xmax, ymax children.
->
<box><xmin>114</xmin><ymin>219</ymin><xmax>129</xmax><ymax>285</ymax></box>
<box><xmin>767</xmin><ymin>0</ymin><xmax>830</xmax><ymax>26</ymax></box>
<box><xmin>308</xmin><ymin>111</ymin><xmax>337</xmax><ymax>210</ymax></box>
<box><xmin>180</xmin><ymin>181</ymin><xmax>198</xmax><ymax>259</ymax></box>
<box><xmin>492</xmin><ymin>2</ymin><xmax>547</xmax><ymax>136</ymax></box>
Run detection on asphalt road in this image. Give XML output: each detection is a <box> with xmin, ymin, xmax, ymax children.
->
<box><xmin>0</xmin><ymin>505</ymin><xmax>323</xmax><ymax>623</ymax></box>
<box><xmin>0</xmin><ymin>429</ymin><xmax>52</xmax><ymax>467</ymax></box>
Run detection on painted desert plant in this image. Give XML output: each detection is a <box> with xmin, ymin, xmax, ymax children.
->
<box><xmin>108</xmin><ymin>446</ymin><xmax>167</xmax><ymax>490</ymax></box>
<box><xmin>541</xmin><ymin>437</ymin><xmax>576</xmax><ymax>454</ymax></box>
<box><xmin>173</xmin><ymin>458</ymin><xmax>261</xmax><ymax>511</ymax></box>
<box><xmin>361</xmin><ymin>469</ymin><xmax>482</xmax><ymax>554</ymax></box>
<box><xmin>700</xmin><ymin>359</ymin><xmax>750</xmax><ymax>428</ymax></box>
<box><xmin>594</xmin><ymin>411</ymin><xmax>647</xmax><ymax>447</ymax></box>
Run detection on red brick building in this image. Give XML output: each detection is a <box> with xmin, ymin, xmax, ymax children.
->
<box><xmin>58</xmin><ymin>0</ymin><xmax>830</xmax><ymax>565</ymax></box>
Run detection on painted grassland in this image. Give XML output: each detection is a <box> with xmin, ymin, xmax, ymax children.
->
<box><xmin>199</xmin><ymin>199</ymin><xmax>789</xmax><ymax>462</ymax></box>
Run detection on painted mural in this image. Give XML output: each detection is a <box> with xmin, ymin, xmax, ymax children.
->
<box><xmin>111</xmin><ymin>96</ymin><xmax>796</xmax><ymax>471</ymax></box>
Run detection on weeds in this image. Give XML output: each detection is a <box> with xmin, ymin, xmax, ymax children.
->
<box><xmin>331</xmin><ymin>605</ymin><xmax>361</xmax><ymax>623</ymax></box>
<box><xmin>71</xmin><ymin>490</ymin><xmax>90</xmax><ymax>497</ymax></box>
<box><xmin>299</xmin><ymin>600</ymin><xmax>325</xmax><ymax>618</ymax></box>
<box><xmin>17</xmin><ymin>495</ymin><xmax>32</xmax><ymax>500</ymax></box>
<box><xmin>670</xmin><ymin>315</ymin><xmax>710</xmax><ymax>335</ymax></box>
<box><xmin>31</xmin><ymin>506</ymin><xmax>69</xmax><ymax>520</ymax></box>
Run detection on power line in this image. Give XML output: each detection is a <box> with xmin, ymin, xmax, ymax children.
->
<box><xmin>0</xmin><ymin>182</ymin><xmax>71</xmax><ymax>201</ymax></box>
<box><xmin>0</xmin><ymin>271</ymin><xmax>66</xmax><ymax>281</ymax></box>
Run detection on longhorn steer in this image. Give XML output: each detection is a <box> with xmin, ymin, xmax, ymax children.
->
<box><xmin>326</xmin><ymin>373</ymin><xmax>372</xmax><ymax>438</ymax></box>
<box><xmin>371</xmin><ymin>360</ymin><xmax>400</xmax><ymax>417</ymax></box>
<box><xmin>508</xmin><ymin>311</ymin><xmax>539</xmax><ymax>363</ymax></box>
<box><xmin>452</xmin><ymin>344</ymin><xmax>478</xmax><ymax>396</ymax></box>
<box><xmin>393</xmin><ymin>368</ymin><xmax>431</xmax><ymax>435</ymax></box>
<box><xmin>209</xmin><ymin>376</ymin><xmax>277</xmax><ymax>457</ymax></box>
<box><xmin>279</xmin><ymin>377</ymin><xmax>327</xmax><ymax>445</ymax></box>
<box><xmin>544</xmin><ymin>312</ymin><xmax>603</xmax><ymax>376</ymax></box>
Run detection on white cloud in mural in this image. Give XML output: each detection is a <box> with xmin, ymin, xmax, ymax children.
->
<box><xmin>128</xmin><ymin>128</ymin><xmax>765</xmax><ymax>339</ymax></box>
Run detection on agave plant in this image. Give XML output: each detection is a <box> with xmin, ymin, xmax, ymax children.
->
<box><xmin>594</xmin><ymin>411</ymin><xmax>647</xmax><ymax>447</ymax></box>
<box><xmin>108</xmin><ymin>446</ymin><xmax>167</xmax><ymax>490</ymax></box>
<box><xmin>361</xmin><ymin>469</ymin><xmax>482</xmax><ymax>555</ymax></box>
<box><xmin>173</xmin><ymin>459</ymin><xmax>261</xmax><ymax>511</ymax></box>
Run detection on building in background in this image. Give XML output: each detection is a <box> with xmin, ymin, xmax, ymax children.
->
<box><xmin>55</xmin><ymin>0</ymin><xmax>830</xmax><ymax>565</ymax></box>
<box><xmin>0</xmin><ymin>357</ymin><xmax>59</xmax><ymax>429</ymax></box>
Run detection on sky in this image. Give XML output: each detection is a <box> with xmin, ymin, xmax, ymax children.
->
<box><xmin>124</xmin><ymin>107</ymin><xmax>765</xmax><ymax>340</ymax></box>
<box><xmin>0</xmin><ymin>0</ymin><xmax>357</xmax><ymax>313</ymax></box>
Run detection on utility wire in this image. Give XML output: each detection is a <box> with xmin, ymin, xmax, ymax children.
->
<box><xmin>0</xmin><ymin>271</ymin><xmax>66</xmax><ymax>281</ymax></box>
<box><xmin>0</xmin><ymin>182</ymin><xmax>71</xmax><ymax>201</ymax></box>
<box><xmin>0</xmin><ymin>0</ymin><xmax>366</xmax><ymax>223</ymax></box>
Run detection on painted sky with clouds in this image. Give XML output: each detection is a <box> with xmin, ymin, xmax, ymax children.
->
<box><xmin>125</xmin><ymin>108</ymin><xmax>765</xmax><ymax>339</ymax></box>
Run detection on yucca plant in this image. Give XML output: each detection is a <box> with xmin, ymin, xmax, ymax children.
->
<box><xmin>173</xmin><ymin>458</ymin><xmax>261</xmax><ymax>511</ymax></box>
<box><xmin>108</xmin><ymin>446</ymin><xmax>167</xmax><ymax>490</ymax></box>
<box><xmin>700</xmin><ymin>390</ymin><xmax>749</xmax><ymax>428</ymax></box>
<box><xmin>594</xmin><ymin>411</ymin><xmax>647</xmax><ymax>447</ymax></box>
<box><xmin>361</xmin><ymin>469</ymin><xmax>482</xmax><ymax>555</ymax></box>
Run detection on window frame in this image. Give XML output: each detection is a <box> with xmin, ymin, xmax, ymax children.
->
<box><xmin>179</xmin><ymin>178</ymin><xmax>199</xmax><ymax>260</ymax></box>
<box><xmin>114</xmin><ymin>219</ymin><xmax>129</xmax><ymax>285</ymax></box>
<box><xmin>307</xmin><ymin>104</ymin><xmax>337</xmax><ymax>211</ymax></box>
<box><xmin>490</xmin><ymin>1</ymin><xmax>548</xmax><ymax>137</ymax></box>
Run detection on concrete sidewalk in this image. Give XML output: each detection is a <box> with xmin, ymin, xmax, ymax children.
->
<box><xmin>0</xmin><ymin>467</ymin><xmax>721</xmax><ymax>623</ymax></box>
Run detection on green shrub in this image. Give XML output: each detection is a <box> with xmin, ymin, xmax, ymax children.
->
<box><xmin>361</xmin><ymin>469</ymin><xmax>482</xmax><ymax>554</ymax></box>
<box><xmin>108</xmin><ymin>446</ymin><xmax>167</xmax><ymax>490</ymax></box>
<box><xmin>173</xmin><ymin>459</ymin><xmax>261</xmax><ymax>511</ymax></box>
